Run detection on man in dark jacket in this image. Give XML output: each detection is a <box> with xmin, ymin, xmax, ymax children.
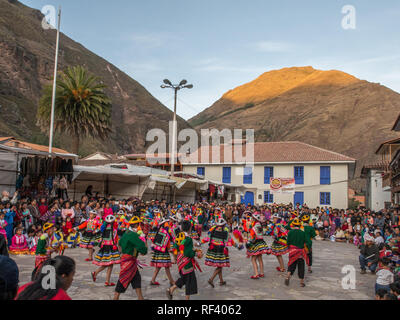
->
<box><xmin>359</xmin><ymin>233</ymin><xmax>379</xmax><ymax>274</ymax></box>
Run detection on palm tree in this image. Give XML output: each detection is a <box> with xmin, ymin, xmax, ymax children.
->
<box><xmin>37</xmin><ymin>65</ymin><xmax>112</xmax><ymax>155</ymax></box>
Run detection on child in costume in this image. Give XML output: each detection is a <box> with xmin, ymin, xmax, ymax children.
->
<box><xmin>9</xmin><ymin>227</ymin><xmax>30</xmax><ymax>255</ymax></box>
<box><xmin>246</xmin><ymin>213</ymin><xmax>271</xmax><ymax>279</ymax></box>
<box><xmin>113</xmin><ymin>216</ymin><xmax>148</xmax><ymax>300</ymax></box>
<box><xmin>92</xmin><ymin>214</ymin><xmax>121</xmax><ymax>286</ymax></box>
<box><xmin>74</xmin><ymin>210</ymin><xmax>101</xmax><ymax>261</ymax></box>
<box><xmin>33</xmin><ymin>222</ymin><xmax>56</xmax><ymax>278</ymax></box>
<box><xmin>205</xmin><ymin>218</ymin><xmax>230</xmax><ymax>287</ymax></box>
<box><xmin>51</xmin><ymin>226</ymin><xmax>67</xmax><ymax>256</ymax></box>
<box><xmin>270</xmin><ymin>213</ymin><xmax>289</xmax><ymax>272</ymax></box>
<box><xmin>166</xmin><ymin>220</ymin><xmax>203</xmax><ymax>300</ymax></box>
<box><xmin>0</xmin><ymin>211</ymin><xmax>8</xmax><ymax>244</ymax></box>
<box><xmin>150</xmin><ymin>218</ymin><xmax>175</xmax><ymax>286</ymax></box>
<box><xmin>285</xmin><ymin>218</ymin><xmax>309</xmax><ymax>287</ymax></box>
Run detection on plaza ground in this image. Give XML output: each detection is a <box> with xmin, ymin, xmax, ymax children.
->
<box><xmin>12</xmin><ymin>238</ymin><xmax>376</xmax><ymax>300</ymax></box>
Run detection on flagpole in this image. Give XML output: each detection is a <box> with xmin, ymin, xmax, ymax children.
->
<box><xmin>49</xmin><ymin>6</ymin><xmax>61</xmax><ymax>154</ymax></box>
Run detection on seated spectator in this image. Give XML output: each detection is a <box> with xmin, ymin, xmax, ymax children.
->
<box><xmin>335</xmin><ymin>227</ymin><xmax>346</xmax><ymax>242</ymax></box>
<box><xmin>374</xmin><ymin>230</ymin><xmax>385</xmax><ymax>248</ymax></box>
<box><xmin>15</xmin><ymin>255</ymin><xmax>75</xmax><ymax>300</ymax></box>
<box><xmin>375</xmin><ymin>257</ymin><xmax>394</xmax><ymax>294</ymax></box>
<box><xmin>389</xmin><ymin>282</ymin><xmax>400</xmax><ymax>300</ymax></box>
<box><xmin>0</xmin><ymin>255</ymin><xmax>19</xmax><ymax>300</ymax></box>
<box><xmin>375</xmin><ymin>288</ymin><xmax>387</xmax><ymax>300</ymax></box>
<box><xmin>359</xmin><ymin>234</ymin><xmax>379</xmax><ymax>274</ymax></box>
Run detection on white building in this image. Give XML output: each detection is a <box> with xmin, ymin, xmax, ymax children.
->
<box><xmin>361</xmin><ymin>164</ymin><xmax>391</xmax><ymax>211</ymax></box>
<box><xmin>181</xmin><ymin>141</ymin><xmax>356</xmax><ymax>208</ymax></box>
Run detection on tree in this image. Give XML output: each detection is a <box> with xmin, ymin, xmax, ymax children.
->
<box><xmin>37</xmin><ymin>66</ymin><xmax>112</xmax><ymax>155</ymax></box>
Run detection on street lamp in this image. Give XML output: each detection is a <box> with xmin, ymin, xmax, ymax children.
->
<box><xmin>161</xmin><ymin>79</ymin><xmax>193</xmax><ymax>179</ymax></box>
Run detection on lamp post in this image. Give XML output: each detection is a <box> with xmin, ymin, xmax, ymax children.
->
<box><xmin>161</xmin><ymin>79</ymin><xmax>193</xmax><ymax>177</ymax></box>
<box><xmin>161</xmin><ymin>80</ymin><xmax>193</xmax><ymax>203</ymax></box>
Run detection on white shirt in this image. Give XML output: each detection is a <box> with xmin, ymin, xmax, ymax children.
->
<box><xmin>376</xmin><ymin>268</ymin><xmax>394</xmax><ymax>286</ymax></box>
<box><xmin>375</xmin><ymin>236</ymin><xmax>384</xmax><ymax>246</ymax></box>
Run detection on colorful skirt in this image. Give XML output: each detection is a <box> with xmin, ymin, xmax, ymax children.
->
<box><xmin>148</xmin><ymin>228</ymin><xmax>157</xmax><ymax>242</ymax></box>
<box><xmin>65</xmin><ymin>232</ymin><xmax>80</xmax><ymax>248</ymax></box>
<box><xmin>150</xmin><ymin>250</ymin><xmax>172</xmax><ymax>268</ymax></box>
<box><xmin>246</xmin><ymin>239</ymin><xmax>271</xmax><ymax>257</ymax></box>
<box><xmin>9</xmin><ymin>245</ymin><xmax>30</xmax><ymax>255</ymax></box>
<box><xmin>93</xmin><ymin>244</ymin><xmax>121</xmax><ymax>266</ymax></box>
<box><xmin>79</xmin><ymin>231</ymin><xmax>100</xmax><ymax>249</ymax></box>
<box><xmin>205</xmin><ymin>245</ymin><xmax>230</xmax><ymax>267</ymax></box>
<box><xmin>271</xmin><ymin>240</ymin><xmax>289</xmax><ymax>256</ymax></box>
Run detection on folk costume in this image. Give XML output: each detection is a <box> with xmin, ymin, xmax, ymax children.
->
<box><xmin>93</xmin><ymin>215</ymin><xmax>121</xmax><ymax>266</ymax></box>
<box><xmin>205</xmin><ymin>218</ymin><xmax>230</xmax><ymax>287</ymax></box>
<box><xmin>205</xmin><ymin>219</ymin><xmax>230</xmax><ymax>268</ymax></box>
<box><xmin>285</xmin><ymin>218</ymin><xmax>309</xmax><ymax>287</ymax></box>
<box><xmin>167</xmin><ymin>232</ymin><xmax>202</xmax><ymax>299</ymax></box>
<box><xmin>9</xmin><ymin>233</ymin><xmax>30</xmax><ymax>255</ymax></box>
<box><xmin>114</xmin><ymin>216</ymin><xmax>148</xmax><ymax>299</ymax></box>
<box><xmin>270</xmin><ymin>214</ymin><xmax>289</xmax><ymax>272</ymax></box>
<box><xmin>246</xmin><ymin>215</ymin><xmax>270</xmax><ymax>257</ymax></box>
<box><xmin>77</xmin><ymin>212</ymin><xmax>101</xmax><ymax>249</ymax></box>
<box><xmin>33</xmin><ymin>223</ymin><xmax>54</xmax><ymax>277</ymax></box>
<box><xmin>150</xmin><ymin>218</ymin><xmax>175</xmax><ymax>286</ymax></box>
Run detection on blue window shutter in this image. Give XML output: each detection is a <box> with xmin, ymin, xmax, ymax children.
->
<box><xmin>294</xmin><ymin>166</ymin><xmax>304</xmax><ymax>184</ymax></box>
<box><xmin>264</xmin><ymin>167</ymin><xmax>274</xmax><ymax>184</ymax></box>
<box><xmin>222</xmin><ymin>167</ymin><xmax>231</xmax><ymax>184</ymax></box>
<box><xmin>320</xmin><ymin>192</ymin><xmax>331</xmax><ymax>205</ymax></box>
<box><xmin>197</xmin><ymin>167</ymin><xmax>205</xmax><ymax>176</ymax></box>
<box><xmin>264</xmin><ymin>191</ymin><xmax>273</xmax><ymax>203</ymax></box>
<box><xmin>320</xmin><ymin>166</ymin><xmax>331</xmax><ymax>185</ymax></box>
<box><xmin>243</xmin><ymin>167</ymin><xmax>252</xmax><ymax>184</ymax></box>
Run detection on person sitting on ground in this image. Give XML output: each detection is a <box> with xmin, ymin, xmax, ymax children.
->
<box><xmin>16</xmin><ymin>255</ymin><xmax>75</xmax><ymax>300</ymax></box>
<box><xmin>375</xmin><ymin>288</ymin><xmax>387</xmax><ymax>300</ymax></box>
<box><xmin>334</xmin><ymin>227</ymin><xmax>346</xmax><ymax>242</ymax></box>
<box><xmin>0</xmin><ymin>255</ymin><xmax>19</xmax><ymax>300</ymax></box>
<box><xmin>359</xmin><ymin>233</ymin><xmax>379</xmax><ymax>274</ymax></box>
<box><xmin>375</xmin><ymin>257</ymin><xmax>394</xmax><ymax>294</ymax></box>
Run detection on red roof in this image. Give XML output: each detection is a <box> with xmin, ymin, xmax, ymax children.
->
<box><xmin>181</xmin><ymin>141</ymin><xmax>355</xmax><ymax>164</ymax></box>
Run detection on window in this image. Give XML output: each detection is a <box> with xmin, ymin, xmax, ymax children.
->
<box><xmin>264</xmin><ymin>191</ymin><xmax>273</xmax><ymax>203</ymax></box>
<box><xmin>222</xmin><ymin>167</ymin><xmax>231</xmax><ymax>184</ymax></box>
<box><xmin>197</xmin><ymin>167</ymin><xmax>205</xmax><ymax>176</ymax></box>
<box><xmin>320</xmin><ymin>192</ymin><xmax>331</xmax><ymax>205</ymax></box>
<box><xmin>320</xmin><ymin>166</ymin><xmax>331</xmax><ymax>185</ymax></box>
<box><xmin>243</xmin><ymin>167</ymin><xmax>252</xmax><ymax>184</ymax></box>
<box><xmin>264</xmin><ymin>166</ymin><xmax>274</xmax><ymax>184</ymax></box>
<box><xmin>294</xmin><ymin>166</ymin><xmax>304</xmax><ymax>184</ymax></box>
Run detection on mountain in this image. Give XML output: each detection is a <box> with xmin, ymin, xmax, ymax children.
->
<box><xmin>189</xmin><ymin>66</ymin><xmax>400</xmax><ymax>189</ymax></box>
<box><xmin>0</xmin><ymin>0</ymin><xmax>190</xmax><ymax>156</ymax></box>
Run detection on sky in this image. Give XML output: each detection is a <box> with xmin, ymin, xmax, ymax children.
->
<box><xmin>20</xmin><ymin>0</ymin><xmax>400</xmax><ymax>120</ymax></box>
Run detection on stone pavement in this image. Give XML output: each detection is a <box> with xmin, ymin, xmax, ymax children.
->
<box><xmin>11</xmin><ymin>237</ymin><xmax>376</xmax><ymax>300</ymax></box>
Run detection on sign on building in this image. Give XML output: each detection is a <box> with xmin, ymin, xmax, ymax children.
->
<box><xmin>270</xmin><ymin>178</ymin><xmax>295</xmax><ymax>194</ymax></box>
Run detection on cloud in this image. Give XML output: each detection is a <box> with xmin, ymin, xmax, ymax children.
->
<box><xmin>254</xmin><ymin>41</ymin><xmax>294</xmax><ymax>53</ymax></box>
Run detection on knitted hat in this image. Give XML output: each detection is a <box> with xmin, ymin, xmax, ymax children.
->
<box><xmin>105</xmin><ymin>215</ymin><xmax>116</xmax><ymax>223</ymax></box>
<box><xmin>128</xmin><ymin>216</ymin><xmax>142</xmax><ymax>225</ymax></box>
<box><xmin>252</xmin><ymin>213</ymin><xmax>262</xmax><ymax>222</ymax></box>
<box><xmin>216</xmin><ymin>218</ymin><xmax>227</xmax><ymax>226</ymax></box>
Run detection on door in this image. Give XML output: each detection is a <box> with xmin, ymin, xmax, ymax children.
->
<box><xmin>294</xmin><ymin>192</ymin><xmax>304</xmax><ymax>206</ymax></box>
<box><xmin>242</xmin><ymin>191</ymin><xmax>254</xmax><ymax>206</ymax></box>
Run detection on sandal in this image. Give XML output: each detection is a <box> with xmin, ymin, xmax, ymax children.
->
<box><xmin>300</xmin><ymin>282</ymin><xmax>306</xmax><ymax>287</ymax></box>
<box><xmin>219</xmin><ymin>281</ymin><xmax>226</xmax><ymax>286</ymax></box>
<box><xmin>85</xmin><ymin>258</ymin><xmax>93</xmax><ymax>262</ymax></box>
<box><xmin>250</xmin><ymin>275</ymin><xmax>259</xmax><ymax>279</ymax></box>
<box><xmin>258</xmin><ymin>274</ymin><xmax>265</xmax><ymax>278</ymax></box>
<box><xmin>276</xmin><ymin>267</ymin><xmax>286</xmax><ymax>272</ymax></box>
<box><xmin>91</xmin><ymin>272</ymin><xmax>96</xmax><ymax>282</ymax></box>
<box><xmin>208</xmin><ymin>279</ymin><xmax>215</xmax><ymax>288</ymax></box>
<box><xmin>150</xmin><ymin>281</ymin><xmax>160</xmax><ymax>286</ymax></box>
<box><xmin>105</xmin><ymin>282</ymin><xmax>115</xmax><ymax>287</ymax></box>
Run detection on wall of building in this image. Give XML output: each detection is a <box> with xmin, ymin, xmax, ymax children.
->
<box><xmin>183</xmin><ymin>163</ymin><xmax>349</xmax><ymax>208</ymax></box>
<box><xmin>366</xmin><ymin>170</ymin><xmax>391</xmax><ymax>211</ymax></box>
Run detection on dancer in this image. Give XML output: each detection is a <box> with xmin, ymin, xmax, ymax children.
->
<box><xmin>302</xmin><ymin>214</ymin><xmax>316</xmax><ymax>273</ymax></box>
<box><xmin>246</xmin><ymin>213</ymin><xmax>270</xmax><ymax>279</ymax></box>
<box><xmin>205</xmin><ymin>218</ymin><xmax>230</xmax><ymax>287</ymax></box>
<box><xmin>270</xmin><ymin>214</ymin><xmax>289</xmax><ymax>272</ymax></box>
<box><xmin>33</xmin><ymin>222</ymin><xmax>56</xmax><ymax>277</ymax></box>
<box><xmin>92</xmin><ymin>215</ymin><xmax>121</xmax><ymax>286</ymax></box>
<box><xmin>74</xmin><ymin>210</ymin><xmax>101</xmax><ymax>261</ymax></box>
<box><xmin>150</xmin><ymin>218</ymin><xmax>175</xmax><ymax>286</ymax></box>
<box><xmin>114</xmin><ymin>216</ymin><xmax>148</xmax><ymax>300</ymax></box>
<box><xmin>166</xmin><ymin>220</ymin><xmax>203</xmax><ymax>300</ymax></box>
<box><xmin>285</xmin><ymin>218</ymin><xmax>308</xmax><ymax>287</ymax></box>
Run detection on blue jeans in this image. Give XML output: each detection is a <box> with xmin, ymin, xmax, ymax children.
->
<box><xmin>359</xmin><ymin>254</ymin><xmax>377</xmax><ymax>272</ymax></box>
<box><xmin>375</xmin><ymin>283</ymin><xmax>390</xmax><ymax>294</ymax></box>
